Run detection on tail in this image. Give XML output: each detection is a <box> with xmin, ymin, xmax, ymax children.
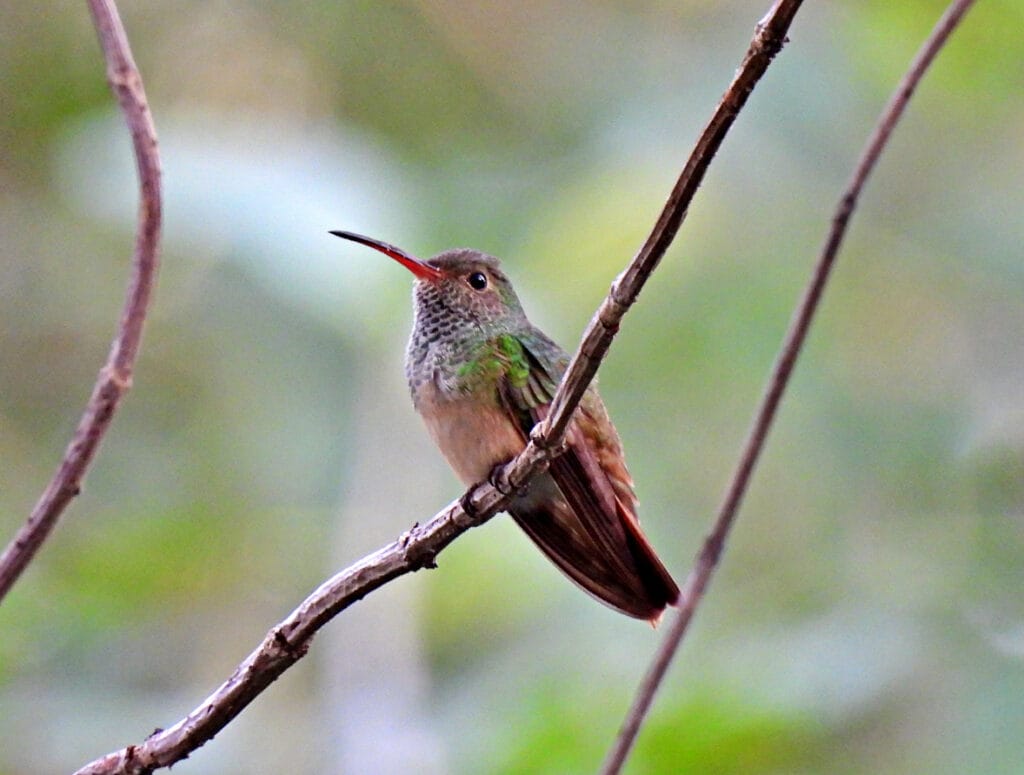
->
<box><xmin>510</xmin><ymin>491</ymin><xmax>679</xmax><ymax>622</ymax></box>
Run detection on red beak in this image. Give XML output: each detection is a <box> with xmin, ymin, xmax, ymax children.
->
<box><xmin>331</xmin><ymin>230</ymin><xmax>443</xmax><ymax>282</ymax></box>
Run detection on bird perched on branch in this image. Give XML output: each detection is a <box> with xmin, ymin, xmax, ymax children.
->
<box><xmin>333</xmin><ymin>231</ymin><xmax>679</xmax><ymax>623</ymax></box>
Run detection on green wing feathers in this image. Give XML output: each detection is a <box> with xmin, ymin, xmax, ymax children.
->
<box><xmin>495</xmin><ymin>330</ymin><xmax>679</xmax><ymax>621</ymax></box>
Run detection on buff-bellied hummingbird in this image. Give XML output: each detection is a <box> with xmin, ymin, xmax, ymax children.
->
<box><xmin>331</xmin><ymin>230</ymin><xmax>679</xmax><ymax>622</ymax></box>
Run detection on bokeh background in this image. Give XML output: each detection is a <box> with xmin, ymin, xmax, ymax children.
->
<box><xmin>1</xmin><ymin>1</ymin><xmax>1022</xmax><ymax>773</ymax></box>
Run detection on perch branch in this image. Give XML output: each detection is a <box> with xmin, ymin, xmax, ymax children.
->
<box><xmin>73</xmin><ymin>1</ymin><xmax>805</xmax><ymax>772</ymax></box>
<box><xmin>599</xmin><ymin>1</ymin><xmax>980</xmax><ymax>772</ymax></box>
<box><xmin>541</xmin><ymin>0</ymin><xmax>804</xmax><ymax>443</ymax></box>
<box><xmin>0</xmin><ymin>0</ymin><xmax>162</xmax><ymax>602</ymax></box>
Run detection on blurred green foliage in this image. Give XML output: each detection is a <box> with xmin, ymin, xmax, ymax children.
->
<box><xmin>1</xmin><ymin>1</ymin><xmax>1022</xmax><ymax>773</ymax></box>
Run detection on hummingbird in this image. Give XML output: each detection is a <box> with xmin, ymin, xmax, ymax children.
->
<box><xmin>331</xmin><ymin>231</ymin><xmax>680</xmax><ymax>622</ymax></box>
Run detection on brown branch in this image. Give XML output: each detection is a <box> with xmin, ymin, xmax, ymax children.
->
<box><xmin>599</xmin><ymin>1</ymin><xmax>980</xmax><ymax>772</ymax></box>
<box><xmin>541</xmin><ymin>0</ymin><xmax>804</xmax><ymax>444</ymax></box>
<box><xmin>72</xmin><ymin>2</ymin><xmax>806</xmax><ymax>772</ymax></box>
<box><xmin>0</xmin><ymin>0</ymin><xmax>162</xmax><ymax>602</ymax></box>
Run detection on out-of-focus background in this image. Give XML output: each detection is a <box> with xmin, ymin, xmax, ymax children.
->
<box><xmin>1</xmin><ymin>1</ymin><xmax>1022</xmax><ymax>773</ymax></box>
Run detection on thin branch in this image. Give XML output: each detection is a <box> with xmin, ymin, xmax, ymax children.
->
<box><xmin>0</xmin><ymin>0</ymin><xmax>162</xmax><ymax>602</ymax></box>
<box><xmin>72</xmin><ymin>2</ymin><xmax>806</xmax><ymax>772</ymax></box>
<box><xmin>541</xmin><ymin>0</ymin><xmax>804</xmax><ymax>444</ymax></box>
<box><xmin>599</xmin><ymin>1</ymin><xmax>979</xmax><ymax>772</ymax></box>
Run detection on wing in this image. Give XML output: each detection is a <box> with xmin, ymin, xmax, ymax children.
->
<box><xmin>496</xmin><ymin>330</ymin><xmax>679</xmax><ymax>621</ymax></box>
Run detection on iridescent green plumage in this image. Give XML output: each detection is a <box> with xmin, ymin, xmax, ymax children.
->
<box><xmin>333</xmin><ymin>231</ymin><xmax>679</xmax><ymax>622</ymax></box>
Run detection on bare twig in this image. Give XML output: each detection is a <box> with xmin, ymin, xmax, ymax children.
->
<box><xmin>0</xmin><ymin>0</ymin><xmax>162</xmax><ymax>602</ymax></box>
<box><xmin>73</xmin><ymin>2</ymin><xmax>806</xmax><ymax>773</ymax></box>
<box><xmin>540</xmin><ymin>0</ymin><xmax>804</xmax><ymax>444</ymax></box>
<box><xmin>599</xmin><ymin>1</ymin><xmax>979</xmax><ymax>772</ymax></box>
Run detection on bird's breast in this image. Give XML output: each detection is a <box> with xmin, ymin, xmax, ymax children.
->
<box><xmin>412</xmin><ymin>378</ymin><xmax>525</xmax><ymax>486</ymax></box>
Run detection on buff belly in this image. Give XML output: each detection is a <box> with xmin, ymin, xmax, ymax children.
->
<box><xmin>414</xmin><ymin>385</ymin><xmax>526</xmax><ymax>487</ymax></box>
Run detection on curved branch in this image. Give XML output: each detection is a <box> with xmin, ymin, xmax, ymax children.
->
<box><xmin>0</xmin><ymin>0</ymin><xmax>162</xmax><ymax>602</ymax></box>
<box><xmin>72</xmin><ymin>1</ymin><xmax>805</xmax><ymax>772</ymax></box>
<box><xmin>599</xmin><ymin>1</ymin><xmax>979</xmax><ymax>772</ymax></box>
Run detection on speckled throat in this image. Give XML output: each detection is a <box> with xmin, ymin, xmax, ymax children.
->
<box><xmin>404</xmin><ymin>249</ymin><xmax>530</xmax><ymax>403</ymax></box>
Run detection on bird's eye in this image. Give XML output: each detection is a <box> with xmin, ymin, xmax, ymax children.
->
<box><xmin>467</xmin><ymin>271</ymin><xmax>488</xmax><ymax>290</ymax></box>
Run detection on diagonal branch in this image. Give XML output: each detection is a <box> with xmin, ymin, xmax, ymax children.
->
<box><xmin>540</xmin><ymin>0</ymin><xmax>804</xmax><ymax>444</ymax></box>
<box><xmin>599</xmin><ymin>1</ymin><xmax>980</xmax><ymax>772</ymax></box>
<box><xmin>73</xmin><ymin>2</ymin><xmax>805</xmax><ymax>773</ymax></box>
<box><xmin>0</xmin><ymin>0</ymin><xmax>162</xmax><ymax>603</ymax></box>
